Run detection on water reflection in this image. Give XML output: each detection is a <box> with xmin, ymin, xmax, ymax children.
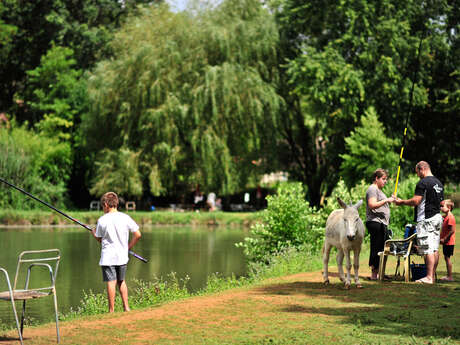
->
<box><xmin>0</xmin><ymin>226</ymin><xmax>248</xmax><ymax>326</ymax></box>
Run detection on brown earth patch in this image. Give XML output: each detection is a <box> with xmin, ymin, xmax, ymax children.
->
<box><xmin>1</xmin><ymin>265</ymin><xmax>454</xmax><ymax>345</ymax></box>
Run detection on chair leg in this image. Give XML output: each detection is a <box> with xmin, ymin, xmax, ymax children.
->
<box><xmin>20</xmin><ymin>300</ymin><xmax>26</xmax><ymax>337</ymax></box>
<box><xmin>395</xmin><ymin>258</ymin><xmax>401</xmax><ymax>277</ymax></box>
<box><xmin>53</xmin><ymin>291</ymin><xmax>60</xmax><ymax>343</ymax></box>
<box><xmin>404</xmin><ymin>257</ymin><xmax>410</xmax><ymax>282</ymax></box>
<box><xmin>378</xmin><ymin>254</ymin><xmax>387</xmax><ymax>281</ymax></box>
<box><xmin>10</xmin><ymin>298</ymin><xmax>24</xmax><ymax>345</ymax></box>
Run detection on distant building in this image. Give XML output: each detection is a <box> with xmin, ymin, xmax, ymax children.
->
<box><xmin>260</xmin><ymin>171</ymin><xmax>289</xmax><ymax>186</ymax></box>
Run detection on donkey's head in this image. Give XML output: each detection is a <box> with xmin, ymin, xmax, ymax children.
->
<box><xmin>337</xmin><ymin>198</ymin><xmax>363</xmax><ymax>241</ymax></box>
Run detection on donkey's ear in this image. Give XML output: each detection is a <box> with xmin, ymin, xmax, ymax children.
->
<box><xmin>337</xmin><ymin>198</ymin><xmax>347</xmax><ymax>209</ymax></box>
<box><xmin>354</xmin><ymin>200</ymin><xmax>363</xmax><ymax>209</ymax></box>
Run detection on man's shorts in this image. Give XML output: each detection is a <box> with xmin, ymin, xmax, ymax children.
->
<box><xmin>443</xmin><ymin>245</ymin><xmax>454</xmax><ymax>257</ymax></box>
<box><xmin>101</xmin><ymin>264</ymin><xmax>127</xmax><ymax>282</ymax></box>
<box><xmin>416</xmin><ymin>214</ymin><xmax>443</xmax><ymax>255</ymax></box>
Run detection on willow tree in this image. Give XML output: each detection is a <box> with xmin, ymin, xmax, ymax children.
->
<box><xmin>82</xmin><ymin>0</ymin><xmax>281</xmax><ymax>197</ymax></box>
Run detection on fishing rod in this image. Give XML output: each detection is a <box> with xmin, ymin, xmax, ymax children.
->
<box><xmin>393</xmin><ymin>35</ymin><xmax>424</xmax><ymax>197</ymax></box>
<box><xmin>0</xmin><ymin>177</ymin><xmax>148</xmax><ymax>263</ymax></box>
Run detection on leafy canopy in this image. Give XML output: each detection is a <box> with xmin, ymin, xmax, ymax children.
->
<box><xmin>83</xmin><ymin>0</ymin><xmax>282</xmax><ymax>197</ymax></box>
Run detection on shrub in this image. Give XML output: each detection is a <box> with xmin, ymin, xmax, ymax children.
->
<box><xmin>237</xmin><ymin>182</ymin><xmax>326</xmax><ymax>262</ymax></box>
<box><xmin>0</xmin><ymin>124</ymin><xmax>70</xmax><ymax>209</ymax></box>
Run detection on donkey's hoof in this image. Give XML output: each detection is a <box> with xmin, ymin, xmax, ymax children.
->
<box><xmin>323</xmin><ymin>279</ymin><xmax>330</xmax><ymax>285</ymax></box>
<box><xmin>344</xmin><ymin>283</ymin><xmax>351</xmax><ymax>290</ymax></box>
<box><xmin>356</xmin><ymin>283</ymin><xmax>363</xmax><ymax>289</ymax></box>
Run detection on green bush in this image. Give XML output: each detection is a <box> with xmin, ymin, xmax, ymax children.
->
<box><xmin>237</xmin><ymin>182</ymin><xmax>326</xmax><ymax>262</ymax></box>
<box><xmin>0</xmin><ymin>124</ymin><xmax>71</xmax><ymax>209</ymax></box>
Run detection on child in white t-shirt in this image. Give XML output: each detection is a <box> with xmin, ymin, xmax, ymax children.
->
<box><xmin>92</xmin><ymin>192</ymin><xmax>141</xmax><ymax>312</ymax></box>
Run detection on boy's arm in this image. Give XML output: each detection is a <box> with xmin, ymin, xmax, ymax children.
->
<box><xmin>128</xmin><ymin>230</ymin><xmax>141</xmax><ymax>250</ymax></box>
<box><xmin>441</xmin><ymin>217</ymin><xmax>455</xmax><ymax>243</ymax></box>
<box><xmin>92</xmin><ymin>228</ymin><xmax>102</xmax><ymax>243</ymax></box>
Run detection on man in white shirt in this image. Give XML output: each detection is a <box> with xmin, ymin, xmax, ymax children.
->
<box><xmin>92</xmin><ymin>192</ymin><xmax>141</xmax><ymax>312</ymax></box>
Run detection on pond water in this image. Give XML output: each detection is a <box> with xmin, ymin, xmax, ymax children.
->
<box><xmin>0</xmin><ymin>226</ymin><xmax>249</xmax><ymax>327</ymax></box>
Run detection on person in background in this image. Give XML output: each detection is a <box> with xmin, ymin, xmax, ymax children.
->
<box><xmin>395</xmin><ymin>161</ymin><xmax>444</xmax><ymax>284</ymax></box>
<box><xmin>207</xmin><ymin>192</ymin><xmax>217</xmax><ymax>211</ymax></box>
<box><xmin>365</xmin><ymin>168</ymin><xmax>394</xmax><ymax>280</ymax></box>
<box><xmin>92</xmin><ymin>192</ymin><xmax>142</xmax><ymax>312</ymax></box>
<box><xmin>440</xmin><ymin>199</ymin><xmax>456</xmax><ymax>281</ymax></box>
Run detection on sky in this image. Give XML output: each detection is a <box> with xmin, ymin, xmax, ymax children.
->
<box><xmin>166</xmin><ymin>0</ymin><xmax>188</xmax><ymax>12</ymax></box>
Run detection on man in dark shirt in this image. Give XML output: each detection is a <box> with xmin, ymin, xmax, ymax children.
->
<box><xmin>395</xmin><ymin>161</ymin><xmax>444</xmax><ymax>284</ymax></box>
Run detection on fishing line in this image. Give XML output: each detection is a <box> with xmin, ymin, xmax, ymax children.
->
<box><xmin>393</xmin><ymin>35</ymin><xmax>424</xmax><ymax>196</ymax></box>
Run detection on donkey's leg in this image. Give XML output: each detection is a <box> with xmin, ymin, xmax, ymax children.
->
<box><xmin>323</xmin><ymin>242</ymin><xmax>332</xmax><ymax>284</ymax></box>
<box><xmin>336</xmin><ymin>248</ymin><xmax>345</xmax><ymax>282</ymax></box>
<box><xmin>353</xmin><ymin>248</ymin><xmax>362</xmax><ymax>287</ymax></box>
<box><xmin>343</xmin><ymin>248</ymin><xmax>352</xmax><ymax>288</ymax></box>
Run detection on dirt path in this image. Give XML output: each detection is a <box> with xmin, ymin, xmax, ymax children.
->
<box><xmin>0</xmin><ymin>270</ymin><xmax>340</xmax><ymax>344</ymax></box>
<box><xmin>1</xmin><ymin>266</ymin><xmax>459</xmax><ymax>345</ymax></box>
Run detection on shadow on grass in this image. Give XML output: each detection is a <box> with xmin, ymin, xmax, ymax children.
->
<box><xmin>254</xmin><ymin>272</ymin><xmax>460</xmax><ymax>341</ymax></box>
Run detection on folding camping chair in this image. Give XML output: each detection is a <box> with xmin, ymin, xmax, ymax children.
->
<box><xmin>378</xmin><ymin>224</ymin><xmax>419</xmax><ymax>282</ymax></box>
<box><xmin>0</xmin><ymin>249</ymin><xmax>61</xmax><ymax>344</ymax></box>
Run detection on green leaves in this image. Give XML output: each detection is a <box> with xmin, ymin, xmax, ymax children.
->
<box><xmin>0</xmin><ymin>124</ymin><xmax>70</xmax><ymax>209</ymax></box>
<box><xmin>90</xmin><ymin>148</ymin><xmax>143</xmax><ymax>199</ymax></box>
<box><xmin>340</xmin><ymin>107</ymin><xmax>400</xmax><ymax>188</ymax></box>
<box><xmin>83</xmin><ymin>0</ymin><xmax>282</xmax><ymax>197</ymax></box>
<box><xmin>238</xmin><ymin>182</ymin><xmax>325</xmax><ymax>262</ymax></box>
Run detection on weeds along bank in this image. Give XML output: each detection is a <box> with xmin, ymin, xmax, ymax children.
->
<box><xmin>0</xmin><ymin>210</ymin><xmax>262</xmax><ymax>227</ymax></box>
<box><xmin>0</xmin><ymin>244</ymin><xmax>325</xmax><ymax>331</ymax></box>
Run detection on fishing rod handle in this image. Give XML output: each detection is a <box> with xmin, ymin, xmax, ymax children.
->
<box><xmin>129</xmin><ymin>250</ymin><xmax>148</xmax><ymax>263</ymax></box>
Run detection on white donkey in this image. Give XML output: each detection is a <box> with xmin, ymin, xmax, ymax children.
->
<box><xmin>323</xmin><ymin>198</ymin><xmax>364</xmax><ymax>289</ymax></box>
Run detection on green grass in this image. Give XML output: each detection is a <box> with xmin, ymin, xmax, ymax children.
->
<box><xmin>0</xmin><ymin>210</ymin><xmax>262</xmax><ymax>227</ymax></box>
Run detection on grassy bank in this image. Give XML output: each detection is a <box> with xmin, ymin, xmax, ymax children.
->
<box><xmin>3</xmin><ymin>245</ymin><xmax>460</xmax><ymax>344</ymax></box>
<box><xmin>0</xmin><ymin>210</ymin><xmax>262</xmax><ymax>227</ymax></box>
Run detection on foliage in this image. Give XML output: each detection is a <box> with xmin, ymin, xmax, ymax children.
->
<box><xmin>340</xmin><ymin>107</ymin><xmax>400</xmax><ymax>188</ymax></box>
<box><xmin>237</xmin><ymin>182</ymin><xmax>326</xmax><ymax>262</ymax></box>
<box><xmin>247</xmin><ymin>244</ymin><xmax>323</xmax><ymax>281</ymax></box>
<box><xmin>129</xmin><ymin>273</ymin><xmax>190</xmax><ymax>308</ymax></box>
<box><xmin>21</xmin><ymin>45</ymin><xmax>86</xmax><ymax>142</ymax></box>
<box><xmin>0</xmin><ymin>124</ymin><xmax>70</xmax><ymax>209</ymax></box>
<box><xmin>89</xmin><ymin>148</ymin><xmax>143</xmax><ymax>199</ymax></box>
<box><xmin>271</xmin><ymin>0</ymin><xmax>460</xmax><ymax>205</ymax></box>
<box><xmin>0</xmin><ymin>0</ymin><xmax>155</xmax><ymax>117</ymax></box>
<box><xmin>326</xmin><ymin>175</ymin><xmax>420</xmax><ymax>239</ymax></box>
<box><xmin>82</xmin><ymin>0</ymin><xmax>282</xmax><ymax>198</ymax></box>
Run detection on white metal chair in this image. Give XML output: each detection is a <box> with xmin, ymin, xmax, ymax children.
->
<box><xmin>0</xmin><ymin>249</ymin><xmax>61</xmax><ymax>344</ymax></box>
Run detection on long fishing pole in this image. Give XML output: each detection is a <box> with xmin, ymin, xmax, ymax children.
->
<box><xmin>393</xmin><ymin>35</ymin><xmax>424</xmax><ymax>197</ymax></box>
<box><xmin>0</xmin><ymin>177</ymin><xmax>148</xmax><ymax>263</ymax></box>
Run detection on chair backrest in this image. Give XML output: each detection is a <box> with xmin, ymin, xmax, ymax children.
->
<box><xmin>13</xmin><ymin>249</ymin><xmax>61</xmax><ymax>292</ymax></box>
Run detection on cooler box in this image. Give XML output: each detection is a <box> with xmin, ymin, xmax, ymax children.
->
<box><xmin>410</xmin><ymin>263</ymin><xmax>427</xmax><ymax>281</ymax></box>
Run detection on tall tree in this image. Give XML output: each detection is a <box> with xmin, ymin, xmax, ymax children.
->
<box><xmin>82</xmin><ymin>0</ymin><xmax>282</xmax><ymax>198</ymax></box>
<box><xmin>0</xmin><ymin>0</ymin><xmax>158</xmax><ymax>119</ymax></box>
<box><xmin>271</xmin><ymin>0</ymin><xmax>459</xmax><ymax>204</ymax></box>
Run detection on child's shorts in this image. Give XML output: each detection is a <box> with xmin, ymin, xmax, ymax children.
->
<box><xmin>443</xmin><ymin>245</ymin><xmax>454</xmax><ymax>257</ymax></box>
<box><xmin>101</xmin><ymin>264</ymin><xmax>127</xmax><ymax>282</ymax></box>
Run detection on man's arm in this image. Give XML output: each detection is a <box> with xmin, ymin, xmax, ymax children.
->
<box><xmin>128</xmin><ymin>230</ymin><xmax>142</xmax><ymax>250</ymax></box>
<box><xmin>395</xmin><ymin>195</ymin><xmax>422</xmax><ymax>207</ymax></box>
